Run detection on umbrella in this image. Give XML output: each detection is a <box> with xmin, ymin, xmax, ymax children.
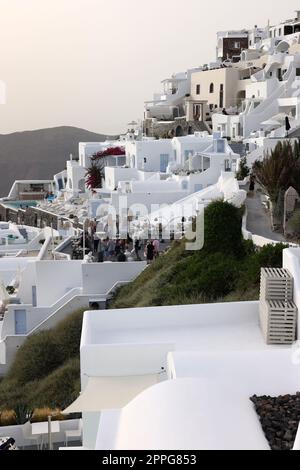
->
<box><xmin>261</xmin><ymin>118</ymin><xmax>281</xmax><ymax>128</ymax></box>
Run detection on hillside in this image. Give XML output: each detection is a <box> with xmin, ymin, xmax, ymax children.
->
<box><xmin>0</xmin><ymin>202</ymin><xmax>287</xmax><ymax>417</ymax></box>
<box><xmin>0</xmin><ymin>126</ymin><xmax>117</xmax><ymax>197</ymax></box>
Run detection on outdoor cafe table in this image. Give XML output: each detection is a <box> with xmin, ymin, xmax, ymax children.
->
<box><xmin>32</xmin><ymin>421</ymin><xmax>60</xmax><ymax>448</ymax></box>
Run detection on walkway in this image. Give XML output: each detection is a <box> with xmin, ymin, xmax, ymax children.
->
<box><xmin>245</xmin><ymin>190</ymin><xmax>285</xmax><ymax>242</ymax></box>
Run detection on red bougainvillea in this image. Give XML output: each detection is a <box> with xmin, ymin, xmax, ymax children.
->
<box><xmin>85</xmin><ymin>161</ymin><xmax>104</xmax><ymax>190</ymax></box>
<box><xmin>91</xmin><ymin>146</ymin><xmax>125</xmax><ymax>161</ymax></box>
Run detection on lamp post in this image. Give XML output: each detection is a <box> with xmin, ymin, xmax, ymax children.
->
<box><xmin>47</xmin><ymin>415</ymin><xmax>52</xmax><ymax>450</ymax></box>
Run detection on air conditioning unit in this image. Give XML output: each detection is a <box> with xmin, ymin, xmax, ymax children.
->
<box><xmin>259</xmin><ymin>268</ymin><xmax>297</xmax><ymax>345</ymax></box>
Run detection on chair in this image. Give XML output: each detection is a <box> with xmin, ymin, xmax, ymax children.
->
<box><xmin>64</xmin><ymin>419</ymin><xmax>83</xmax><ymax>446</ymax></box>
<box><xmin>21</xmin><ymin>421</ymin><xmax>43</xmax><ymax>450</ymax></box>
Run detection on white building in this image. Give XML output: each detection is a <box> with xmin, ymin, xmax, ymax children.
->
<box><xmin>0</xmin><ymin>258</ymin><xmax>146</xmax><ymax>375</ymax></box>
<box><xmin>65</xmin><ymin>247</ymin><xmax>300</xmax><ymax>450</ymax></box>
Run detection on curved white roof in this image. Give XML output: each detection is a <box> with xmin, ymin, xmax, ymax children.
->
<box><xmin>96</xmin><ymin>378</ymin><xmax>269</xmax><ymax>450</ymax></box>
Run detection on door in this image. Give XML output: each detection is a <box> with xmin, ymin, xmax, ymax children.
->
<box><xmin>160</xmin><ymin>154</ymin><xmax>169</xmax><ymax>172</ymax></box>
<box><xmin>32</xmin><ymin>286</ymin><xmax>37</xmax><ymax>307</ymax></box>
<box><xmin>15</xmin><ymin>310</ymin><xmax>27</xmax><ymax>335</ymax></box>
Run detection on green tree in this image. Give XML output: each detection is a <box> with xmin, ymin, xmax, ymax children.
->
<box><xmin>253</xmin><ymin>141</ymin><xmax>300</xmax><ymax>226</ymax></box>
<box><xmin>236</xmin><ymin>157</ymin><xmax>250</xmax><ymax>181</ymax></box>
<box><xmin>204</xmin><ymin>200</ymin><xmax>244</xmax><ymax>256</ymax></box>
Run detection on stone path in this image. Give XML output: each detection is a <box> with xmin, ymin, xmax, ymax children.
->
<box><xmin>245</xmin><ymin>190</ymin><xmax>285</xmax><ymax>242</ymax></box>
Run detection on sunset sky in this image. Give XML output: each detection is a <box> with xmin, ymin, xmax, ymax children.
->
<box><xmin>0</xmin><ymin>0</ymin><xmax>299</xmax><ymax>135</ymax></box>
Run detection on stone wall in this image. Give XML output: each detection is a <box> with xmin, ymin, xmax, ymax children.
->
<box><xmin>144</xmin><ymin>118</ymin><xmax>209</xmax><ymax>139</ymax></box>
<box><xmin>0</xmin><ymin>204</ymin><xmax>62</xmax><ymax>230</ymax></box>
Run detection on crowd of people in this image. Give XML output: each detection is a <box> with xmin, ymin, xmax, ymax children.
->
<box><xmin>72</xmin><ymin>219</ymin><xmax>161</xmax><ymax>264</ymax></box>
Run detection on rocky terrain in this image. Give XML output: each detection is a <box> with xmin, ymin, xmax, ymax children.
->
<box><xmin>250</xmin><ymin>393</ymin><xmax>300</xmax><ymax>450</ymax></box>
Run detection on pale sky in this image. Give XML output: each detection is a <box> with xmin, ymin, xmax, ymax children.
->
<box><xmin>0</xmin><ymin>0</ymin><xmax>299</xmax><ymax>135</ymax></box>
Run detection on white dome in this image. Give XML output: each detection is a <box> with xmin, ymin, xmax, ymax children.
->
<box><xmin>96</xmin><ymin>378</ymin><xmax>269</xmax><ymax>450</ymax></box>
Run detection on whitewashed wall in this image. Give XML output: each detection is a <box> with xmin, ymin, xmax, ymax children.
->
<box><xmin>82</xmin><ymin>262</ymin><xmax>146</xmax><ymax>296</ymax></box>
<box><xmin>35</xmin><ymin>261</ymin><xmax>82</xmax><ymax>306</ymax></box>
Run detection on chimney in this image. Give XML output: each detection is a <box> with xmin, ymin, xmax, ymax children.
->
<box><xmin>296</xmin><ymin>10</ymin><xmax>300</xmax><ymax>21</ymax></box>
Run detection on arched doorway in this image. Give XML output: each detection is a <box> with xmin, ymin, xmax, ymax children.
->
<box><xmin>175</xmin><ymin>125</ymin><xmax>184</xmax><ymax>137</ymax></box>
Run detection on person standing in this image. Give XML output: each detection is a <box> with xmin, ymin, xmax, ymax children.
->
<box><xmin>153</xmin><ymin>239</ymin><xmax>160</xmax><ymax>258</ymax></box>
<box><xmin>107</xmin><ymin>238</ymin><xmax>116</xmax><ymax>259</ymax></box>
<box><xmin>249</xmin><ymin>175</ymin><xmax>256</xmax><ymax>194</ymax></box>
<box><xmin>145</xmin><ymin>240</ymin><xmax>154</xmax><ymax>264</ymax></box>
<box><xmin>136</xmin><ymin>239</ymin><xmax>142</xmax><ymax>260</ymax></box>
<box><xmin>93</xmin><ymin>232</ymin><xmax>99</xmax><ymax>253</ymax></box>
<box><xmin>115</xmin><ymin>239</ymin><xmax>121</xmax><ymax>257</ymax></box>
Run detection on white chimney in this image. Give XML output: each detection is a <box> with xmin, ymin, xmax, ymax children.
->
<box><xmin>296</xmin><ymin>10</ymin><xmax>300</xmax><ymax>22</ymax></box>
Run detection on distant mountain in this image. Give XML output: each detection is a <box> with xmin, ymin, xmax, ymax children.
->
<box><xmin>0</xmin><ymin>126</ymin><xmax>118</xmax><ymax>197</ymax></box>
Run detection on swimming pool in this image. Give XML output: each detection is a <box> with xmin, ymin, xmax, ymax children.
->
<box><xmin>3</xmin><ymin>200</ymin><xmax>38</xmax><ymax>210</ymax></box>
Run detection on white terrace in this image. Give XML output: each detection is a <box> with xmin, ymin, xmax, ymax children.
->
<box><xmin>68</xmin><ymin>247</ymin><xmax>300</xmax><ymax>450</ymax></box>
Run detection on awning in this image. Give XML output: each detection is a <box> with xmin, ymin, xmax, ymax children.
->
<box><xmin>63</xmin><ymin>375</ymin><xmax>159</xmax><ymax>414</ymax></box>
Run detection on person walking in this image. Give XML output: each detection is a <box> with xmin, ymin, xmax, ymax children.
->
<box><xmin>145</xmin><ymin>240</ymin><xmax>155</xmax><ymax>264</ymax></box>
<box><xmin>249</xmin><ymin>174</ymin><xmax>256</xmax><ymax>194</ymax></box>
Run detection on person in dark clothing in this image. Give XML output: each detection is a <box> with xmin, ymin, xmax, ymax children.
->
<box><xmin>134</xmin><ymin>239</ymin><xmax>141</xmax><ymax>261</ymax></box>
<box><xmin>285</xmin><ymin>116</ymin><xmax>291</xmax><ymax>137</ymax></box>
<box><xmin>117</xmin><ymin>252</ymin><xmax>127</xmax><ymax>262</ymax></box>
<box><xmin>145</xmin><ymin>240</ymin><xmax>155</xmax><ymax>264</ymax></box>
<box><xmin>249</xmin><ymin>175</ymin><xmax>255</xmax><ymax>193</ymax></box>
<box><xmin>115</xmin><ymin>240</ymin><xmax>121</xmax><ymax>257</ymax></box>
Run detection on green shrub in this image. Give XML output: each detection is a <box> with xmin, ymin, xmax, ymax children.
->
<box><xmin>13</xmin><ymin>403</ymin><xmax>34</xmax><ymax>425</ymax></box>
<box><xmin>54</xmin><ymin>309</ymin><xmax>84</xmax><ymax>359</ymax></box>
<box><xmin>255</xmin><ymin>243</ymin><xmax>288</xmax><ymax>268</ymax></box>
<box><xmin>236</xmin><ymin>157</ymin><xmax>250</xmax><ymax>181</ymax></box>
<box><xmin>161</xmin><ymin>253</ymin><xmax>239</xmax><ymax>302</ymax></box>
<box><xmin>236</xmin><ymin>243</ymin><xmax>287</xmax><ymax>291</ymax></box>
<box><xmin>288</xmin><ymin>211</ymin><xmax>300</xmax><ymax>235</ymax></box>
<box><xmin>204</xmin><ymin>200</ymin><xmax>244</xmax><ymax>257</ymax></box>
<box><xmin>6</xmin><ymin>331</ymin><xmax>62</xmax><ymax>384</ymax></box>
<box><xmin>28</xmin><ymin>358</ymin><xmax>80</xmax><ymax>410</ymax></box>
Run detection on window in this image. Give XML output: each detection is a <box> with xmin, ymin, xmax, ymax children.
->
<box><xmin>196</xmin><ymin>84</ymin><xmax>200</xmax><ymax>95</ymax></box>
<box><xmin>234</xmin><ymin>41</ymin><xmax>241</xmax><ymax>49</ymax></box>
<box><xmin>296</xmin><ymin>68</ymin><xmax>300</xmax><ymax>77</ymax></box>
<box><xmin>209</xmin><ymin>83</ymin><xmax>214</xmax><ymax>93</ymax></box>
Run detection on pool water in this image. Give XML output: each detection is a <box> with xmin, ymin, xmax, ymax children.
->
<box><xmin>3</xmin><ymin>200</ymin><xmax>38</xmax><ymax>210</ymax></box>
